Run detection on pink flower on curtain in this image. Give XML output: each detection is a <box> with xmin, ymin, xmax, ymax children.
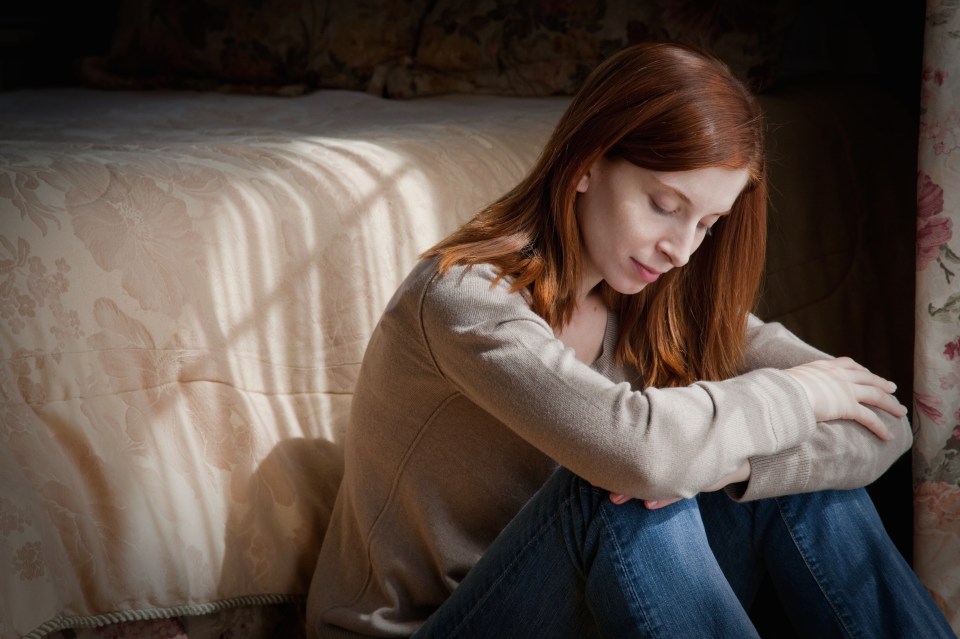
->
<box><xmin>941</xmin><ymin>372</ymin><xmax>960</xmax><ymax>389</ymax></box>
<box><xmin>916</xmin><ymin>391</ymin><xmax>946</xmax><ymax>424</ymax></box>
<box><xmin>923</xmin><ymin>66</ymin><xmax>947</xmax><ymax>86</ymax></box>
<box><xmin>946</xmin><ymin>337</ymin><xmax>960</xmax><ymax>360</ymax></box>
<box><xmin>916</xmin><ymin>481</ymin><xmax>960</xmax><ymax>528</ymax></box>
<box><xmin>917</xmin><ymin>170</ymin><xmax>952</xmax><ymax>271</ymax></box>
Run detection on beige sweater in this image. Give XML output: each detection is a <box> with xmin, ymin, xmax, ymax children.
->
<box><xmin>307</xmin><ymin>259</ymin><xmax>911</xmax><ymax>638</ymax></box>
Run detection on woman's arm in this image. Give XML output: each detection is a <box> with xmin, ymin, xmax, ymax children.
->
<box><xmin>723</xmin><ymin>315</ymin><xmax>913</xmax><ymax>502</ymax></box>
<box><xmin>419</xmin><ymin>264</ymin><xmax>819</xmax><ymax>501</ymax></box>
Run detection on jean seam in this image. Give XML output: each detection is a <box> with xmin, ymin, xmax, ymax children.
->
<box><xmin>775</xmin><ymin>495</ymin><xmax>859</xmax><ymax>639</ymax></box>
<box><xmin>596</xmin><ymin>500</ymin><xmax>659</xmax><ymax>638</ymax></box>
<box><xmin>445</xmin><ymin>489</ymin><xmax>577</xmax><ymax>638</ymax></box>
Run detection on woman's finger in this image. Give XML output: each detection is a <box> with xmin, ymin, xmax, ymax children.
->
<box><xmin>644</xmin><ymin>497</ymin><xmax>682</xmax><ymax>510</ymax></box>
<box><xmin>786</xmin><ymin>359</ymin><xmax>904</xmax><ymax>438</ymax></box>
<box><xmin>845</xmin><ymin>367</ymin><xmax>898</xmax><ymax>394</ymax></box>
<box><xmin>610</xmin><ymin>493</ymin><xmax>683</xmax><ymax>509</ymax></box>
<box><xmin>853</xmin><ymin>383</ymin><xmax>907</xmax><ymax>418</ymax></box>
<box><xmin>851</xmin><ymin>404</ymin><xmax>893</xmax><ymax>441</ymax></box>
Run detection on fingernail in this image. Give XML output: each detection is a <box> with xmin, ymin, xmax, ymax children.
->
<box><xmin>646</xmin><ymin>500</ymin><xmax>658</xmax><ymax>507</ymax></box>
<box><xmin>610</xmin><ymin>493</ymin><xmax>625</xmax><ymax>504</ymax></box>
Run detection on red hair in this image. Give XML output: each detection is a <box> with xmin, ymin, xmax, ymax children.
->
<box><xmin>424</xmin><ymin>42</ymin><xmax>767</xmax><ymax>387</ymax></box>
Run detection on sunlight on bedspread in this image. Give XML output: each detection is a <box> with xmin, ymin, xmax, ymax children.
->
<box><xmin>0</xmin><ymin>88</ymin><xmax>566</xmax><ymax>637</ymax></box>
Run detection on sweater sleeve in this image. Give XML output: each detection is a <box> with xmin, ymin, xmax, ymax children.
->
<box><xmin>725</xmin><ymin>315</ymin><xmax>913</xmax><ymax>502</ymax></box>
<box><xmin>418</xmin><ymin>265</ymin><xmax>818</xmax><ymax>500</ymax></box>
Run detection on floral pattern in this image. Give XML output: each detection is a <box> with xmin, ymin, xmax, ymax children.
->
<box><xmin>12</xmin><ymin>541</ymin><xmax>44</xmax><ymax>581</ymax></box>
<box><xmin>917</xmin><ymin>170</ymin><xmax>954</xmax><ymax>273</ymax></box>
<box><xmin>0</xmin><ymin>236</ymin><xmax>80</xmax><ymax>355</ymax></box>
<box><xmin>0</xmin><ymin>87</ymin><xmax>563</xmax><ymax>638</ymax></box>
<box><xmin>914</xmin><ymin>1</ymin><xmax>960</xmax><ymax>632</ymax></box>
<box><xmin>68</xmin><ymin>171</ymin><xmax>203</xmax><ymax>317</ymax></box>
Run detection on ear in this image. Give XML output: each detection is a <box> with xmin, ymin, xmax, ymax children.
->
<box><xmin>576</xmin><ymin>170</ymin><xmax>591</xmax><ymax>193</ymax></box>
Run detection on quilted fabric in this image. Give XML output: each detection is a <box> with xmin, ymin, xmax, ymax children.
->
<box><xmin>0</xmin><ymin>88</ymin><xmax>566</xmax><ymax>637</ymax></box>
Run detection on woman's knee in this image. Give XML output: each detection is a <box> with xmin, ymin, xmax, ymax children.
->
<box><xmin>539</xmin><ymin>469</ymin><xmax>704</xmax><ymax>560</ymax></box>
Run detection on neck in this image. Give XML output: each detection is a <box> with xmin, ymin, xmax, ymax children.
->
<box><xmin>577</xmin><ymin>271</ymin><xmax>603</xmax><ymax>307</ymax></box>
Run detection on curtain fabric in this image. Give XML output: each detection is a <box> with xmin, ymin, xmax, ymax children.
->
<box><xmin>914</xmin><ymin>2</ymin><xmax>960</xmax><ymax>631</ymax></box>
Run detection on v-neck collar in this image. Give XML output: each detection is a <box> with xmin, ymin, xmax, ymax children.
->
<box><xmin>590</xmin><ymin>310</ymin><xmax>618</xmax><ymax>374</ymax></box>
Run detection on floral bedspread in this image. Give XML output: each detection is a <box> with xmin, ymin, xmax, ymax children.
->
<box><xmin>0</xmin><ymin>88</ymin><xmax>565</xmax><ymax>638</ymax></box>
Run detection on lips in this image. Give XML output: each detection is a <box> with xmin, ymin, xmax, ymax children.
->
<box><xmin>631</xmin><ymin>258</ymin><xmax>662</xmax><ymax>283</ymax></box>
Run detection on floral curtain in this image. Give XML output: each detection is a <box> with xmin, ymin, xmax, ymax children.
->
<box><xmin>914</xmin><ymin>1</ymin><xmax>960</xmax><ymax>631</ymax></box>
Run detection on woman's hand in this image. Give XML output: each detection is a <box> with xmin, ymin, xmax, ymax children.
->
<box><xmin>609</xmin><ymin>492</ymin><xmax>681</xmax><ymax>509</ymax></box>
<box><xmin>609</xmin><ymin>356</ymin><xmax>905</xmax><ymax>510</ymax></box>
<box><xmin>783</xmin><ymin>357</ymin><xmax>906</xmax><ymax>441</ymax></box>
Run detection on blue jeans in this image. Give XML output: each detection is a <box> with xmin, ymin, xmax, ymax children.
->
<box><xmin>413</xmin><ymin>467</ymin><xmax>955</xmax><ymax>638</ymax></box>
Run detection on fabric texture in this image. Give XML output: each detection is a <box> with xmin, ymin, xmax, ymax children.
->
<box><xmin>306</xmin><ymin>259</ymin><xmax>911</xmax><ymax>638</ymax></box>
<box><xmin>0</xmin><ymin>89</ymin><xmax>565</xmax><ymax>639</ymax></box>
<box><xmin>410</xmin><ymin>469</ymin><xmax>951</xmax><ymax>638</ymax></box>
<box><xmin>913</xmin><ymin>1</ymin><xmax>960</xmax><ymax>632</ymax></box>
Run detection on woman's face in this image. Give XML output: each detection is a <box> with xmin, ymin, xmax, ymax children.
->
<box><xmin>575</xmin><ymin>157</ymin><xmax>750</xmax><ymax>297</ymax></box>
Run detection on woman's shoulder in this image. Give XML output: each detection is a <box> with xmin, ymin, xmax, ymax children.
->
<box><xmin>407</xmin><ymin>258</ymin><xmax>541</xmax><ymax>330</ymax></box>
<box><xmin>394</xmin><ymin>258</ymin><xmax>500</xmax><ymax>304</ymax></box>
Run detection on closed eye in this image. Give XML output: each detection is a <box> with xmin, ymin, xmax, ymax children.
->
<box><xmin>699</xmin><ymin>214</ymin><xmax>728</xmax><ymax>237</ymax></box>
<box><xmin>650</xmin><ymin>198</ymin><xmax>678</xmax><ymax>216</ymax></box>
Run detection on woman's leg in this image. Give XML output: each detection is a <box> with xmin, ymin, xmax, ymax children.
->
<box><xmin>414</xmin><ymin>467</ymin><xmax>759</xmax><ymax>639</ymax></box>
<box><xmin>698</xmin><ymin>488</ymin><xmax>957</xmax><ymax>639</ymax></box>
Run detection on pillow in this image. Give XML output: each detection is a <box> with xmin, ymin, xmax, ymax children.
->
<box><xmin>380</xmin><ymin>0</ymin><xmax>798</xmax><ymax>98</ymax></box>
<box><xmin>80</xmin><ymin>0</ymin><xmax>430</xmax><ymax>95</ymax></box>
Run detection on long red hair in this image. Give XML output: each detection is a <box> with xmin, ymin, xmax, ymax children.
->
<box><xmin>423</xmin><ymin>42</ymin><xmax>767</xmax><ymax>387</ymax></box>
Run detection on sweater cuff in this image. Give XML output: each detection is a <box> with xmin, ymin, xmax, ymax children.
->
<box><xmin>724</xmin><ymin>446</ymin><xmax>812</xmax><ymax>502</ymax></box>
<box><xmin>759</xmin><ymin>368</ymin><xmax>818</xmax><ymax>450</ymax></box>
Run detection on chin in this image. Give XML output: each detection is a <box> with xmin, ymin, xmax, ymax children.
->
<box><xmin>609</xmin><ymin>279</ymin><xmax>649</xmax><ymax>296</ymax></box>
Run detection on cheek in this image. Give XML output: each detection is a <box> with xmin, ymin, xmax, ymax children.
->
<box><xmin>577</xmin><ymin>198</ymin><xmax>608</xmax><ymax>244</ymax></box>
<box><xmin>580</xmin><ymin>218</ymin><xmax>606</xmax><ymax>258</ymax></box>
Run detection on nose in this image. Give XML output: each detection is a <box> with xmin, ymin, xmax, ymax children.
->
<box><xmin>657</xmin><ymin>223</ymin><xmax>699</xmax><ymax>267</ymax></box>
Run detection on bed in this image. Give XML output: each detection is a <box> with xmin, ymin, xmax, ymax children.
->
<box><xmin>0</xmin><ymin>2</ymin><xmax>920</xmax><ymax>637</ymax></box>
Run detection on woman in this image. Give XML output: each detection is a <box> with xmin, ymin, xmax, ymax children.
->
<box><xmin>306</xmin><ymin>42</ymin><xmax>955</xmax><ymax>638</ymax></box>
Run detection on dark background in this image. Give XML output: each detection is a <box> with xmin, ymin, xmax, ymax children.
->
<box><xmin>0</xmin><ymin>1</ymin><xmax>927</xmax><ymax>115</ymax></box>
<box><xmin>0</xmin><ymin>1</ymin><xmax>118</xmax><ymax>91</ymax></box>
